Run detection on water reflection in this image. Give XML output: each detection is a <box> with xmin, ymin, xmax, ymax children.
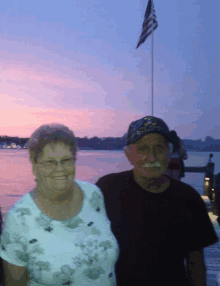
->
<box><xmin>0</xmin><ymin>149</ymin><xmax>219</xmax><ymax>228</ymax></box>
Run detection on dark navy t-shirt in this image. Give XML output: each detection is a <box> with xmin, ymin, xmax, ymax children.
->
<box><xmin>95</xmin><ymin>169</ymin><xmax>219</xmax><ymax>286</ymax></box>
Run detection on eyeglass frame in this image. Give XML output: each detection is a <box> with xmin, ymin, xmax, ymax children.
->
<box><xmin>37</xmin><ymin>157</ymin><xmax>75</xmax><ymax>170</ymax></box>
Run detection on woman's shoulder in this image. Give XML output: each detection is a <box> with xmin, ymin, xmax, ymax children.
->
<box><xmin>75</xmin><ymin>179</ymin><xmax>100</xmax><ymax>189</ymax></box>
<box><xmin>3</xmin><ymin>192</ymin><xmax>34</xmax><ymax>223</ymax></box>
<box><xmin>75</xmin><ymin>179</ymin><xmax>103</xmax><ymax>196</ymax></box>
<box><xmin>8</xmin><ymin>192</ymin><xmax>32</xmax><ymax>210</ymax></box>
<box><xmin>75</xmin><ymin>180</ymin><xmax>106</xmax><ymax>210</ymax></box>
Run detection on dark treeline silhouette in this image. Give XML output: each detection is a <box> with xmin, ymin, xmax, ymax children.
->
<box><xmin>0</xmin><ymin>135</ymin><xmax>220</xmax><ymax>152</ymax></box>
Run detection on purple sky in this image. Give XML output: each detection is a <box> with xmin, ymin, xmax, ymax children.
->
<box><xmin>0</xmin><ymin>0</ymin><xmax>219</xmax><ymax>140</ymax></box>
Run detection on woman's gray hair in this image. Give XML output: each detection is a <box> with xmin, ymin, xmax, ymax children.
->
<box><xmin>25</xmin><ymin>123</ymin><xmax>78</xmax><ymax>164</ymax></box>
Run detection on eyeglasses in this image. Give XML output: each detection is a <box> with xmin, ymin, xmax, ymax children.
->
<box><xmin>37</xmin><ymin>157</ymin><xmax>75</xmax><ymax>170</ymax></box>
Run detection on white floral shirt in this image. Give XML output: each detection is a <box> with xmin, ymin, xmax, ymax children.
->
<box><xmin>0</xmin><ymin>180</ymin><xmax>119</xmax><ymax>286</ymax></box>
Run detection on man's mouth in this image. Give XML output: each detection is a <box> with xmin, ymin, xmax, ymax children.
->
<box><xmin>142</xmin><ymin>163</ymin><xmax>160</xmax><ymax>168</ymax></box>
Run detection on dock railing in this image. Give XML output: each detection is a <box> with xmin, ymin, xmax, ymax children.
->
<box><xmin>184</xmin><ymin>153</ymin><xmax>220</xmax><ymax>220</ymax></box>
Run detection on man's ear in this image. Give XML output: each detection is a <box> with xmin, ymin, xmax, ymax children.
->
<box><xmin>124</xmin><ymin>145</ymin><xmax>133</xmax><ymax>166</ymax></box>
<box><xmin>124</xmin><ymin>145</ymin><xmax>131</xmax><ymax>158</ymax></box>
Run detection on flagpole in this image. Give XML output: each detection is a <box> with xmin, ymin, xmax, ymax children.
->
<box><xmin>151</xmin><ymin>0</ymin><xmax>154</xmax><ymax>117</ymax></box>
<box><xmin>136</xmin><ymin>0</ymin><xmax>158</xmax><ymax>117</ymax></box>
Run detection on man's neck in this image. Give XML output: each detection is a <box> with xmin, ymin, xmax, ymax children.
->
<box><xmin>133</xmin><ymin>171</ymin><xmax>170</xmax><ymax>193</ymax></box>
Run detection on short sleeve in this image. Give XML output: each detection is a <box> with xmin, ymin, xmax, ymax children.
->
<box><xmin>186</xmin><ymin>194</ymin><xmax>218</xmax><ymax>252</ymax></box>
<box><xmin>0</xmin><ymin>211</ymin><xmax>28</xmax><ymax>267</ymax></box>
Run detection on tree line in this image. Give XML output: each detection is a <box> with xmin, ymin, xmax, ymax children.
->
<box><xmin>0</xmin><ymin>135</ymin><xmax>219</xmax><ymax>152</ymax></box>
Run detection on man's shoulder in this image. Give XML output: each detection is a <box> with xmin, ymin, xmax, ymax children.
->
<box><xmin>95</xmin><ymin>169</ymin><xmax>133</xmax><ymax>188</ymax></box>
<box><xmin>170</xmin><ymin>178</ymin><xmax>205</xmax><ymax>205</ymax></box>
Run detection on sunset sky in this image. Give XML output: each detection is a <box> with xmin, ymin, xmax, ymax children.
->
<box><xmin>0</xmin><ymin>0</ymin><xmax>219</xmax><ymax>140</ymax></box>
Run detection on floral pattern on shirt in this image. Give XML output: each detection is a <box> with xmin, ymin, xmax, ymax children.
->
<box><xmin>0</xmin><ymin>182</ymin><xmax>119</xmax><ymax>286</ymax></box>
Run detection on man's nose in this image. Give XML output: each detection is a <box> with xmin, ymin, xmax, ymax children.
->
<box><xmin>148</xmin><ymin>153</ymin><xmax>157</xmax><ymax>162</ymax></box>
<box><xmin>141</xmin><ymin>153</ymin><xmax>157</xmax><ymax>161</ymax></box>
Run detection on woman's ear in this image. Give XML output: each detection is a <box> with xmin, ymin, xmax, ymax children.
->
<box><xmin>32</xmin><ymin>164</ymin><xmax>38</xmax><ymax>179</ymax></box>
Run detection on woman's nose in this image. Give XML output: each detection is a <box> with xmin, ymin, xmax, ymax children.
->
<box><xmin>55</xmin><ymin>161</ymin><xmax>65</xmax><ymax>170</ymax></box>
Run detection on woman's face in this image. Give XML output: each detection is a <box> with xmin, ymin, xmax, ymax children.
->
<box><xmin>32</xmin><ymin>141</ymin><xmax>75</xmax><ymax>192</ymax></box>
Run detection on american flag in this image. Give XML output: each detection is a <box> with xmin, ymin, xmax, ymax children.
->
<box><xmin>136</xmin><ymin>0</ymin><xmax>158</xmax><ymax>49</ymax></box>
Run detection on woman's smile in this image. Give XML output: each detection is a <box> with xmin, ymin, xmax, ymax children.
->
<box><xmin>53</xmin><ymin>176</ymin><xmax>68</xmax><ymax>180</ymax></box>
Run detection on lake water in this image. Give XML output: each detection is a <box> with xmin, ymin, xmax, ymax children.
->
<box><xmin>0</xmin><ymin>149</ymin><xmax>219</xmax><ymax>228</ymax></box>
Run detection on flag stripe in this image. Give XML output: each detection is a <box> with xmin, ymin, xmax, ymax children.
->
<box><xmin>139</xmin><ymin>21</ymin><xmax>158</xmax><ymax>42</ymax></box>
<box><xmin>136</xmin><ymin>0</ymin><xmax>158</xmax><ymax>49</ymax></box>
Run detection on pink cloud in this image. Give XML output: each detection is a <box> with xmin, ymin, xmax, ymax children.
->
<box><xmin>0</xmin><ymin>37</ymin><xmax>205</xmax><ymax>139</ymax></box>
<box><xmin>0</xmin><ymin>105</ymin><xmax>142</xmax><ymax>138</ymax></box>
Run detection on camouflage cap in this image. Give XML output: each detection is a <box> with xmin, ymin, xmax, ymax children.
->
<box><xmin>126</xmin><ymin>116</ymin><xmax>173</xmax><ymax>146</ymax></box>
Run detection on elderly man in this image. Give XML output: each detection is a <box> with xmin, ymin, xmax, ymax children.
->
<box><xmin>95</xmin><ymin>116</ymin><xmax>218</xmax><ymax>286</ymax></box>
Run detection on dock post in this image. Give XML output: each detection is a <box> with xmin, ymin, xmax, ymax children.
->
<box><xmin>204</xmin><ymin>154</ymin><xmax>215</xmax><ymax>201</ymax></box>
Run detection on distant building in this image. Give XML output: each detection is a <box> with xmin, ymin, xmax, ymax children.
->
<box><xmin>11</xmin><ymin>143</ymin><xmax>17</xmax><ymax>149</ymax></box>
<box><xmin>0</xmin><ymin>141</ymin><xmax>7</xmax><ymax>149</ymax></box>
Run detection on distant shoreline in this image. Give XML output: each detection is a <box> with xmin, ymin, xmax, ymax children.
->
<box><xmin>1</xmin><ymin>135</ymin><xmax>220</xmax><ymax>152</ymax></box>
<box><xmin>0</xmin><ymin>148</ymin><xmax>218</xmax><ymax>152</ymax></box>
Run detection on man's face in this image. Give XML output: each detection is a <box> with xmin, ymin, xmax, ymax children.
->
<box><xmin>124</xmin><ymin>133</ymin><xmax>172</xmax><ymax>179</ymax></box>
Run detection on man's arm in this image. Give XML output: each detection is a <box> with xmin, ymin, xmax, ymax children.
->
<box><xmin>186</xmin><ymin>248</ymin><xmax>207</xmax><ymax>286</ymax></box>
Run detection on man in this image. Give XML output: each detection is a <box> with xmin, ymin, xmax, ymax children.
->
<box><xmin>95</xmin><ymin>116</ymin><xmax>218</xmax><ymax>286</ymax></box>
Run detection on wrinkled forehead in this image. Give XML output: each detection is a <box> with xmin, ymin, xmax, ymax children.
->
<box><xmin>134</xmin><ymin>133</ymin><xmax>167</xmax><ymax>145</ymax></box>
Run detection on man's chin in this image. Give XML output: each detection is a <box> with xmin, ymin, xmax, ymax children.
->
<box><xmin>133</xmin><ymin>168</ymin><xmax>163</xmax><ymax>178</ymax></box>
<box><xmin>142</xmin><ymin>168</ymin><xmax>161</xmax><ymax>175</ymax></box>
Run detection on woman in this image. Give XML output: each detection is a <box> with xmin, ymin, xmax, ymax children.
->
<box><xmin>0</xmin><ymin>123</ymin><xmax>119</xmax><ymax>286</ymax></box>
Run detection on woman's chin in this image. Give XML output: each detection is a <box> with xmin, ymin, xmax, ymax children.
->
<box><xmin>50</xmin><ymin>180</ymin><xmax>73</xmax><ymax>190</ymax></box>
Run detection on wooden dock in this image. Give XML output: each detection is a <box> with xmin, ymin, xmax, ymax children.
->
<box><xmin>191</xmin><ymin>196</ymin><xmax>220</xmax><ymax>286</ymax></box>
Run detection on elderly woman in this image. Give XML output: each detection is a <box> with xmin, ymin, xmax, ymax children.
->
<box><xmin>0</xmin><ymin>123</ymin><xmax>119</xmax><ymax>286</ymax></box>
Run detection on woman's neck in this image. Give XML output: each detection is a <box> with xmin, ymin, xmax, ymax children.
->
<box><xmin>34</xmin><ymin>184</ymin><xmax>75</xmax><ymax>206</ymax></box>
